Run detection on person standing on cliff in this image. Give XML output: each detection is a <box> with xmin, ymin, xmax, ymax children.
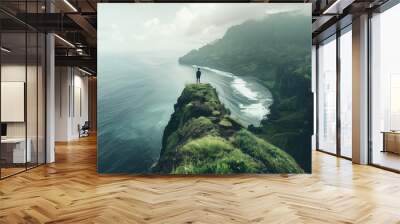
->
<box><xmin>196</xmin><ymin>68</ymin><xmax>202</xmax><ymax>84</ymax></box>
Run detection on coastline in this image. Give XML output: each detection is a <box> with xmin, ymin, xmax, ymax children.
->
<box><xmin>189</xmin><ymin>64</ymin><xmax>273</xmax><ymax>126</ymax></box>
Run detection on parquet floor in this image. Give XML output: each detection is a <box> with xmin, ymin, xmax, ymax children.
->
<box><xmin>1</xmin><ymin>167</ymin><xmax>26</xmax><ymax>178</ymax></box>
<box><xmin>1</xmin><ymin>134</ymin><xmax>400</xmax><ymax>224</ymax></box>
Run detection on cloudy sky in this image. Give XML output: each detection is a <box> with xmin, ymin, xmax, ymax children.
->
<box><xmin>98</xmin><ymin>3</ymin><xmax>310</xmax><ymax>55</ymax></box>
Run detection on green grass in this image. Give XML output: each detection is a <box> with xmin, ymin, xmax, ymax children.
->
<box><xmin>231</xmin><ymin>129</ymin><xmax>303</xmax><ymax>173</ymax></box>
<box><xmin>178</xmin><ymin>136</ymin><xmax>234</xmax><ymax>163</ymax></box>
<box><xmin>172</xmin><ymin>136</ymin><xmax>263</xmax><ymax>174</ymax></box>
<box><xmin>155</xmin><ymin>84</ymin><xmax>304</xmax><ymax>174</ymax></box>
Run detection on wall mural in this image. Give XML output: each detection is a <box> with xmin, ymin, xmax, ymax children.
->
<box><xmin>98</xmin><ymin>3</ymin><xmax>312</xmax><ymax>174</ymax></box>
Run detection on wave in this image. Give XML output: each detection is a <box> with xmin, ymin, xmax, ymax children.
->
<box><xmin>239</xmin><ymin>102</ymin><xmax>269</xmax><ymax>119</ymax></box>
<box><xmin>193</xmin><ymin>65</ymin><xmax>259</xmax><ymax>101</ymax></box>
<box><xmin>230</xmin><ymin>77</ymin><xmax>259</xmax><ymax>101</ymax></box>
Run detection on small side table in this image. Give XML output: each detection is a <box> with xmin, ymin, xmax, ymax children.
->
<box><xmin>381</xmin><ymin>131</ymin><xmax>400</xmax><ymax>154</ymax></box>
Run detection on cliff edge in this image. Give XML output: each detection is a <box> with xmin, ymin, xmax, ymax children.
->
<box><xmin>153</xmin><ymin>84</ymin><xmax>303</xmax><ymax>174</ymax></box>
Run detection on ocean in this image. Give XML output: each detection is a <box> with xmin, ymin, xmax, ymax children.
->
<box><xmin>98</xmin><ymin>51</ymin><xmax>273</xmax><ymax>173</ymax></box>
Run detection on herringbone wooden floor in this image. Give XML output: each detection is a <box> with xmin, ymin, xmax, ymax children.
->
<box><xmin>1</xmin><ymin>134</ymin><xmax>400</xmax><ymax>224</ymax></box>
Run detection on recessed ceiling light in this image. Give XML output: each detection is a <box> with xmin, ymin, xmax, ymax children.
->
<box><xmin>78</xmin><ymin>67</ymin><xmax>93</xmax><ymax>76</ymax></box>
<box><xmin>322</xmin><ymin>0</ymin><xmax>354</xmax><ymax>15</ymax></box>
<box><xmin>54</xmin><ymin>34</ymin><xmax>75</xmax><ymax>48</ymax></box>
<box><xmin>1</xmin><ymin>47</ymin><xmax>11</xmax><ymax>53</ymax></box>
<box><xmin>63</xmin><ymin>0</ymin><xmax>78</xmax><ymax>12</ymax></box>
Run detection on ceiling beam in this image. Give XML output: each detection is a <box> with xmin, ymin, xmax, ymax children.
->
<box><xmin>55</xmin><ymin>55</ymin><xmax>96</xmax><ymax>70</ymax></box>
<box><xmin>323</xmin><ymin>0</ymin><xmax>356</xmax><ymax>14</ymax></box>
<box><xmin>12</xmin><ymin>13</ymin><xmax>83</xmax><ymax>32</ymax></box>
<box><xmin>67</xmin><ymin>13</ymin><xmax>97</xmax><ymax>46</ymax></box>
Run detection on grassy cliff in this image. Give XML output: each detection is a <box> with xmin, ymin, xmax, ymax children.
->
<box><xmin>153</xmin><ymin>84</ymin><xmax>303</xmax><ymax>174</ymax></box>
<box><xmin>178</xmin><ymin>12</ymin><xmax>312</xmax><ymax>172</ymax></box>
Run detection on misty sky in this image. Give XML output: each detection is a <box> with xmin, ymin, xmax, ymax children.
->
<box><xmin>98</xmin><ymin>3</ymin><xmax>310</xmax><ymax>55</ymax></box>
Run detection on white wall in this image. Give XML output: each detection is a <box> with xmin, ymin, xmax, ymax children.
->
<box><xmin>1</xmin><ymin>65</ymin><xmax>38</xmax><ymax>136</ymax></box>
<box><xmin>1</xmin><ymin>65</ymin><xmax>27</xmax><ymax>140</ymax></box>
<box><xmin>1</xmin><ymin>63</ymin><xmax>46</xmax><ymax>164</ymax></box>
<box><xmin>55</xmin><ymin>67</ymin><xmax>89</xmax><ymax>141</ymax></box>
<box><xmin>55</xmin><ymin>66</ymin><xmax>70</xmax><ymax>141</ymax></box>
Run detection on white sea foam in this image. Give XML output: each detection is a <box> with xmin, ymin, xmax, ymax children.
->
<box><xmin>193</xmin><ymin>65</ymin><xmax>259</xmax><ymax>101</ymax></box>
<box><xmin>239</xmin><ymin>103</ymin><xmax>269</xmax><ymax>119</ymax></box>
<box><xmin>231</xmin><ymin>77</ymin><xmax>258</xmax><ymax>101</ymax></box>
<box><xmin>191</xmin><ymin>64</ymin><xmax>271</xmax><ymax>121</ymax></box>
